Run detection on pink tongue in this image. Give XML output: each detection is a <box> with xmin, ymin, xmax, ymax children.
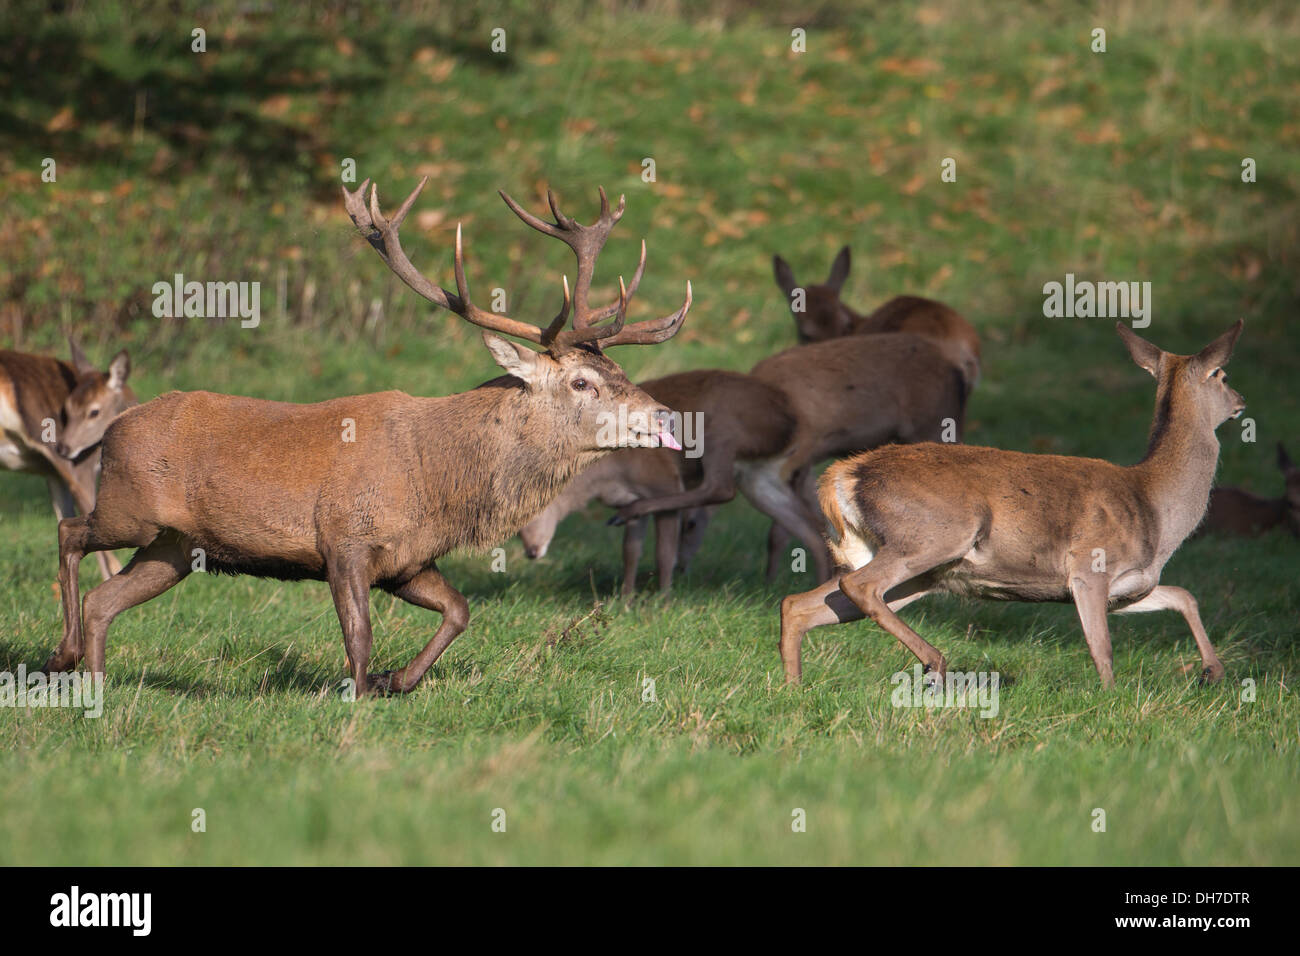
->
<box><xmin>656</xmin><ymin>428</ymin><xmax>682</xmax><ymax>451</ymax></box>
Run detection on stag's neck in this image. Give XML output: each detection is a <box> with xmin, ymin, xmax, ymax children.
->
<box><xmin>1133</xmin><ymin>378</ymin><xmax>1220</xmax><ymax>549</ymax></box>
<box><xmin>416</xmin><ymin>381</ymin><xmax>603</xmax><ymax>551</ymax></box>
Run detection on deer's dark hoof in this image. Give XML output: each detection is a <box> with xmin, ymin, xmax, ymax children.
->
<box><xmin>362</xmin><ymin>670</ymin><xmax>402</xmax><ymax>696</ymax></box>
<box><xmin>922</xmin><ymin>661</ymin><xmax>948</xmax><ymax>691</ymax></box>
<box><xmin>1199</xmin><ymin>663</ymin><xmax>1226</xmax><ymax>685</ymax></box>
<box><xmin>40</xmin><ymin>653</ymin><xmax>77</xmax><ymax>675</ymax></box>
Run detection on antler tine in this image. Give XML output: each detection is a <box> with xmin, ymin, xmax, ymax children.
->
<box><xmin>342</xmin><ymin>177</ymin><xmax>455</xmax><ymax>313</ymax></box>
<box><xmin>499</xmin><ymin>188</ymin><xmax>565</xmax><ymax>239</ymax></box>
<box><xmin>587</xmin><ymin>239</ymin><xmax>646</xmax><ymax>323</ymax></box>
<box><xmin>540</xmin><ymin>275</ymin><xmax>572</xmax><ymax>344</ymax></box>
<box><xmin>547</xmin><ymin>189</ymin><xmax>576</xmax><ymax>230</ymax></box>
<box><xmin>596</xmin><ymin>280</ymin><xmax>693</xmax><ymax>348</ymax></box>
<box><xmin>556</xmin><ymin>275</ymin><xmax>630</xmax><ymax>347</ymax></box>
<box><xmin>497</xmin><ymin>186</ymin><xmax>631</xmax><ymax>331</ymax></box>
<box><xmin>346</xmin><ymin>177</ymin><xmax>555</xmax><ymax>345</ymax></box>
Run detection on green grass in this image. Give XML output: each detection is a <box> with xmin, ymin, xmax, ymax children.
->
<box><xmin>1</xmin><ymin>0</ymin><xmax>1298</xmax><ymax>865</ymax></box>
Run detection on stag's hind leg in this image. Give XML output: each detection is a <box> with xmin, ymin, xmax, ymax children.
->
<box><xmin>1115</xmin><ymin>585</ymin><xmax>1224</xmax><ymax>683</ymax></box>
<box><xmin>46</xmin><ymin>516</ymin><xmax>94</xmax><ymax>673</ymax></box>
<box><xmin>79</xmin><ymin>532</ymin><xmax>191</xmax><ymax>677</ymax></box>
<box><xmin>47</xmin><ymin>514</ymin><xmax>150</xmax><ymax>672</ymax></box>
<box><xmin>384</xmin><ymin>566</ymin><xmax>468</xmax><ymax>694</ymax></box>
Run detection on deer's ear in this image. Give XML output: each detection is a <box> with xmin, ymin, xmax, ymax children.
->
<box><xmin>68</xmin><ymin>338</ymin><xmax>94</xmax><ymax>375</ymax></box>
<box><xmin>1195</xmin><ymin>318</ymin><xmax>1244</xmax><ymax>371</ymax></box>
<box><xmin>1116</xmin><ymin>322</ymin><xmax>1162</xmax><ymax>377</ymax></box>
<box><xmin>772</xmin><ymin>255</ymin><xmax>797</xmax><ymax>299</ymax></box>
<box><xmin>1278</xmin><ymin>442</ymin><xmax>1293</xmax><ymax>472</ymax></box>
<box><xmin>107</xmin><ymin>350</ymin><xmax>131</xmax><ymax>389</ymax></box>
<box><xmin>826</xmin><ymin>245</ymin><xmax>851</xmax><ymax>291</ymax></box>
<box><xmin>482</xmin><ymin>332</ymin><xmax>541</xmax><ymax>383</ymax></box>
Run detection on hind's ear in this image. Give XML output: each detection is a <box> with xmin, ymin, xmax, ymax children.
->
<box><xmin>68</xmin><ymin>338</ymin><xmax>94</xmax><ymax>375</ymax></box>
<box><xmin>107</xmin><ymin>350</ymin><xmax>131</xmax><ymax>389</ymax></box>
<box><xmin>1195</xmin><ymin>318</ymin><xmax>1244</xmax><ymax>371</ymax></box>
<box><xmin>1116</xmin><ymin>322</ymin><xmax>1162</xmax><ymax>377</ymax></box>
<box><xmin>772</xmin><ymin>255</ymin><xmax>798</xmax><ymax>300</ymax></box>
<box><xmin>826</xmin><ymin>245</ymin><xmax>851</xmax><ymax>291</ymax></box>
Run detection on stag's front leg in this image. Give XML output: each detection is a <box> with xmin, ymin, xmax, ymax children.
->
<box><xmin>327</xmin><ymin>561</ymin><xmax>379</xmax><ymax>696</ymax></box>
<box><xmin>385</xmin><ymin>566</ymin><xmax>469</xmax><ymax>693</ymax></box>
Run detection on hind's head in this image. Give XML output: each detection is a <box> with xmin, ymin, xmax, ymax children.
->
<box><xmin>57</xmin><ymin>341</ymin><xmax>136</xmax><ymax>460</ymax></box>
<box><xmin>773</xmin><ymin>246</ymin><xmax>855</xmax><ymax>344</ymax></box>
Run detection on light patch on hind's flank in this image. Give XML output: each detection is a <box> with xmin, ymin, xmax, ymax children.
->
<box><xmin>0</xmin><ymin>390</ymin><xmax>40</xmax><ymax>470</ymax></box>
<box><xmin>0</xmin><ymin>390</ymin><xmax>26</xmax><ymax>439</ymax></box>
<box><xmin>828</xmin><ymin>472</ymin><xmax>876</xmax><ymax>570</ymax></box>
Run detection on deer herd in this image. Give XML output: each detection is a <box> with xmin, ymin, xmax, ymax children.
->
<box><xmin>1</xmin><ymin>176</ymin><xmax>1285</xmax><ymax>699</ymax></box>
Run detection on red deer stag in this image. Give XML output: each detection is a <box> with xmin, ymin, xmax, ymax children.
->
<box><xmin>1</xmin><ymin>342</ymin><xmax>136</xmax><ymax>580</ymax></box>
<box><xmin>1197</xmin><ymin>442</ymin><xmax>1300</xmax><ymax>537</ymax></box>
<box><xmin>42</xmin><ymin>178</ymin><xmax>690</xmax><ymax>695</ymax></box>
<box><xmin>773</xmin><ymin>245</ymin><xmax>981</xmax><ymax>392</ymax></box>
<box><xmin>780</xmin><ymin>321</ymin><xmax>1245</xmax><ymax>688</ymax></box>
<box><xmin>520</xmin><ymin>369</ymin><xmax>830</xmax><ymax>593</ymax></box>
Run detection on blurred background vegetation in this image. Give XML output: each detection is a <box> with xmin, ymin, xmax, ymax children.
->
<box><xmin>3</xmin><ymin>1</ymin><xmax>1296</xmax><ymax>476</ymax></box>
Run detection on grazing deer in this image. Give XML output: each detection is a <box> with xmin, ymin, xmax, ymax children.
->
<box><xmin>606</xmin><ymin>334</ymin><xmax>967</xmax><ymax>581</ymax></box>
<box><xmin>1198</xmin><ymin>443</ymin><xmax>1300</xmax><ymax>537</ymax></box>
<box><xmin>773</xmin><ymin>245</ymin><xmax>981</xmax><ymax>393</ymax></box>
<box><xmin>744</xmin><ymin>332</ymin><xmax>969</xmax><ymax>578</ymax></box>
<box><xmin>0</xmin><ymin>342</ymin><xmax>135</xmax><ymax>580</ymax></box>
<box><xmin>780</xmin><ymin>321</ymin><xmax>1246</xmax><ymax>688</ymax></box>
<box><xmin>43</xmin><ymin>178</ymin><xmax>690</xmax><ymax>696</ymax></box>
<box><xmin>521</xmin><ymin>369</ymin><xmax>830</xmax><ymax>593</ymax></box>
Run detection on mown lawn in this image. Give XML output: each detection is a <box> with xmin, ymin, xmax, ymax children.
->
<box><xmin>1</xmin><ymin>0</ymin><xmax>1297</xmax><ymax>864</ymax></box>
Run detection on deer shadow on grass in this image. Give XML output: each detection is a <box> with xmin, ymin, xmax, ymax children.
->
<box><xmin>0</xmin><ymin>635</ymin><xmax>353</xmax><ymax>699</ymax></box>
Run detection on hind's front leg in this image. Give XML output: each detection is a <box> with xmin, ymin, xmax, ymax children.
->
<box><xmin>1114</xmin><ymin>585</ymin><xmax>1225</xmax><ymax>683</ymax></box>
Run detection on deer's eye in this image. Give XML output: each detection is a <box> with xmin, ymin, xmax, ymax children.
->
<box><xmin>88</xmin><ymin>407</ymin><xmax>100</xmax><ymax>418</ymax></box>
<box><xmin>571</xmin><ymin>378</ymin><xmax>589</xmax><ymax>391</ymax></box>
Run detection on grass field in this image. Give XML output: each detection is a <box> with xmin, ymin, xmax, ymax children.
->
<box><xmin>1</xmin><ymin>0</ymin><xmax>1298</xmax><ymax>865</ymax></box>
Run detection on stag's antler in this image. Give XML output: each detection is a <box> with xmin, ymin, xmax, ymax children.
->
<box><xmin>343</xmin><ymin>177</ymin><xmax>571</xmax><ymax>345</ymax></box>
<box><xmin>497</xmin><ymin>186</ymin><xmax>690</xmax><ymax>350</ymax></box>
<box><xmin>345</xmin><ymin>177</ymin><xmax>689</xmax><ymax>351</ymax></box>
